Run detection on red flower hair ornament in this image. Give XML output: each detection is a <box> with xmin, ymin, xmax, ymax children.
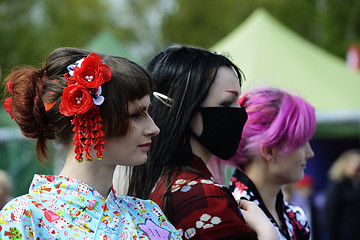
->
<box><xmin>59</xmin><ymin>53</ymin><xmax>111</xmax><ymax>163</ymax></box>
<box><xmin>4</xmin><ymin>81</ymin><xmax>14</xmax><ymax>119</ymax></box>
<box><xmin>3</xmin><ymin>53</ymin><xmax>110</xmax><ymax>163</ymax></box>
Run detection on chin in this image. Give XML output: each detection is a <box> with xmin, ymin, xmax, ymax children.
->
<box><xmin>296</xmin><ymin>172</ymin><xmax>305</xmax><ymax>182</ymax></box>
<box><xmin>132</xmin><ymin>156</ymin><xmax>148</xmax><ymax>166</ymax></box>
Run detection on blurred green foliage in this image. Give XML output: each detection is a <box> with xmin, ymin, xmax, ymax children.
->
<box><xmin>1</xmin><ymin>0</ymin><xmax>359</xmax><ymax>74</ymax></box>
<box><xmin>162</xmin><ymin>0</ymin><xmax>360</xmax><ymax>59</ymax></box>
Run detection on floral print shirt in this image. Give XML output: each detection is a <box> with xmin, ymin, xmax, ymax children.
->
<box><xmin>150</xmin><ymin>156</ymin><xmax>257</xmax><ymax>240</ymax></box>
<box><xmin>0</xmin><ymin>174</ymin><xmax>181</xmax><ymax>240</ymax></box>
<box><xmin>229</xmin><ymin>169</ymin><xmax>310</xmax><ymax>240</ymax></box>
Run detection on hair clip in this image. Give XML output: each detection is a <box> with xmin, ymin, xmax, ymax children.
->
<box><xmin>153</xmin><ymin>91</ymin><xmax>172</xmax><ymax>107</ymax></box>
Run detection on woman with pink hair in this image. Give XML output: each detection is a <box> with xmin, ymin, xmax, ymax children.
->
<box><xmin>217</xmin><ymin>87</ymin><xmax>316</xmax><ymax>240</ymax></box>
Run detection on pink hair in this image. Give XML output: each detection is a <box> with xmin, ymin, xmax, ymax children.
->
<box><xmin>211</xmin><ymin>87</ymin><xmax>316</xmax><ymax>172</ymax></box>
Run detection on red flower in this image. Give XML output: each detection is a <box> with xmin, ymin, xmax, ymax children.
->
<box><xmin>4</xmin><ymin>81</ymin><xmax>14</xmax><ymax>119</ymax></box>
<box><xmin>7</xmin><ymin>81</ymin><xmax>14</xmax><ymax>94</ymax></box>
<box><xmin>73</xmin><ymin>53</ymin><xmax>111</xmax><ymax>89</ymax></box>
<box><xmin>4</xmin><ymin>97</ymin><xmax>13</xmax><ymax>119</ymax></box>
<box><xmin>59</xmin><ymin>84</ymin><xmax>94</xmax><ymax>116</ymax></box>
<box><xmin>235</xmin><ymin>182</ymin><xmax>248</xmax><ymax>193</ymax></box>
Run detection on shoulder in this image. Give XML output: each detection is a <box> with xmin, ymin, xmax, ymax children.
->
<box><xmin>171</xmin><ymin>174</ymin><xmax>232</xmax><ymax>199</ymax></box>
<box><xmin>169</xmin><ymin>174</ymin><xmax>242</xmax><ymax>221</ymax></box>
<box><xmin>170</xmin><ymin>176</ymin><xmax>256</xmax><ymax>239</ymax></box>
<box><xmin>0</xmin><ymin>194</ymin><xmax>37</xmax><ymax>237</ymax></box>
<box><xmin>284</xmin><ymin>201</ymin><xmax>309</xmax><ymax>226</ymax></box>
<box><xmin>117</xmin><ymin>196</ymin><xmax>164</xmax><ymax>211</ymax></box>
<box><xmin>1</xmin><ymin>193</ymin><xmax>38</xmax><ymax>213</ymax></box>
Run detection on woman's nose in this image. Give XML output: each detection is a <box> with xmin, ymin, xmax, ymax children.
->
<box><xmin>145</xmin><ymin>116</ymin><xmax>160</xmax><ymax>137</ymax></box>
<box><xmin>306</xmin><ymin>142</ymin><xmax>315</xmax><ymax>159</ymax></box>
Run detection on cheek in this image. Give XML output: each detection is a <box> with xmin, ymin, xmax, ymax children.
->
<box><xmin>190</xmin><ymin>112</ymin><xmax>203</xmax><ymax>136</ymax></box>
<box><xmin>277</xmin><ymin>159</ymin><xmax>298</xmax><ymax>174</ymax></box>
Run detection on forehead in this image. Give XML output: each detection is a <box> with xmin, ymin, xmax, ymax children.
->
<box><xmin>211</xmin><ymin>66</ymin><xmax>239</xmax><ymax>89</ymax></box>
<box><xmin>201</xmin><ymin>66</ymin><xmax>240</xmax><ymax>104</ymax></box>
<box><xmin>128</xmin><ymin>95</ymin><xmax>151</xmax><ymax>111</ymax></box>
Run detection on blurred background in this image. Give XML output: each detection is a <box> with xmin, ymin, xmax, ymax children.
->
<box><xmin>0</xmin><ymin>0</ymin><xmax>360</xmax><ymax>239</ymax></box>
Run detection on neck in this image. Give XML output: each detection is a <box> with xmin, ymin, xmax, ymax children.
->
<box><xmin>244</xmin><ymin>159</ymin><xmax>281</xmax><ymax>216</ymax></box>
<box><xmin>60</xmin><ymin>150</ymin><xmax>115</xmax><ymax>198</ymax></box>
<box><xmin>190</xmin><ymin>135</ymin><xmax>212</xmax><ymax>164</ymax></box>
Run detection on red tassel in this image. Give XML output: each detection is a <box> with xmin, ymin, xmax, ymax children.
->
<box><xmin>75</xmin><ymin>154</ymin><xmax>83</xmax><ymax>163</ymax></box>
<box><xmin>73</xmin><ymin>139</ymin><xmax>82</xmax><ymax>146</ymax></box>
<box><xmin>85</xmin><ymin>152</ymin><xmax>92</xmax><ymax>162</ymax></box>
<box><xmin>71</xmin><ymin>117</ymin><xmax>78</xmax><ymax>125</ymax></box>
<box><xmin>93</xmin><ymin>122</ymin><xmax>102</xmax><ymax>130</ymax></box>
<box><xmin>74</xmin><ymin>145</ymin><xmax>83</xmax><ymax>154</ymax></box>
<box><xmin>96</xmin><ymin>151</ymin><xmax>103</xmax><ymax>160</ymax></box>
<box><xmin>95</xmin><ymin>137</ymin><xmax>106</xmax><ymax>144</ymax></box>
<box><xmin>72</xmin><ymin>125</ymin><xmax>82</xmax><ymax>132</ymax></box>
<box><xmin>83</xmin><ymin>138</ymin><xmax>91</xmax><ymax>146</ymax></box>
<box><xmin>97</xmin><ymin>128</ymin><xmax>105</xmax><ymax>136</ymax></box>
<box><xmin>94</xmin><ymin>144</ymin><xmax>104</xmax><ymax>151</ymax></box>
<box><xmin>83</xmin><ymin>145</ymin><xmax>90</xmax><ymax>152</ymax></box>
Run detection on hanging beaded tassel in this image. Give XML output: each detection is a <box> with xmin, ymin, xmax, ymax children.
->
<box><xmin>70</xmin><ymin>106</ymin><xmax>105</xmax><ymax>162</ymax></box>
<box><xmin>72</xmin><ymin>115</ymin><xmax>84</xmax><ymax>163</ymax></box>
<box><xmin>93</xmin><ymin>113</ymin><xmax>105</xmax><ymax>160</ymax></box>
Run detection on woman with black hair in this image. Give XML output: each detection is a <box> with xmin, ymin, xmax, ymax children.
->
<box><xmin>128</xmin><ymin>44</ymin><xmax>277</xmax><ymax>240</ymax></box>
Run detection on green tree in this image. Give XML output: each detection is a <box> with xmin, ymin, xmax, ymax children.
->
<box><xmin>0</xmin><ymin>0</ymin><xmax>111</xmax><ymax>73</ymax></box>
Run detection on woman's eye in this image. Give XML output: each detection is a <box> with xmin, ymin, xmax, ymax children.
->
<box><xmin>220</xmin><ymin>100</ymin><xmax>233</xmax><ymax>107</ymax></box>
<box><xmin>130</xmin><ymin>113</ymin><xmax>141</xmax><ymax>119</ymax></box>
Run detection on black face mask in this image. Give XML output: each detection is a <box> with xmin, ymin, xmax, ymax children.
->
<box><xmin>194</xmin><ymin>107</ymin><xmax>248</xmax><ymax>160</ymax></box>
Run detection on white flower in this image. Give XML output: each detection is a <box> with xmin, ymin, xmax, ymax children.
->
<box><xmin>67</xmin><ymin>58</ymin><xmax>85</xmax><ymax>76</ymax></box>
<box><xmin>93</xmin><ymin>86</ymin><xmax>105</xmax><ymax>105</ymax></box>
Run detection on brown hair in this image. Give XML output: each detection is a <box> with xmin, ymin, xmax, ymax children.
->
<box><xmin>3</xmin><ymin>47</ymin><xmax>153</xmax><ymax>162</ymax></box>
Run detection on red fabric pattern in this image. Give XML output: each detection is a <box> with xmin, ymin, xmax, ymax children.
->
<box><xmin>150</xmin><ymin>156</ymin><xmax>257</xmax><ymax>240</ymax></box>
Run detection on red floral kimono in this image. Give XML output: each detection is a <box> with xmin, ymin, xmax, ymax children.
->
<box><xmin>150</xmin><ymin>156</ymin><xmax>257</xmax><ymax>240</ymax></box>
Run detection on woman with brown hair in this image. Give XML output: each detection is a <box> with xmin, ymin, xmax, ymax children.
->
<box><xmin>0</xmin><ymin>47</ymin><xmax>181</xmax><ymax>239</ymax></box>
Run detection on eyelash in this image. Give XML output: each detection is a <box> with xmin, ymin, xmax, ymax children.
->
<box><xmin>130</xmin><ymin>113</ymin><xmax>141</xmax><ymax>119</ymax></box>
<box><xmin>130</xmin><ymin>110</ymin><xmax>148</xmax><ymax>119</ymax></box>
<box><xmin>220</xmin><ymin>100</ymin><xmax>233</xmax><ymax>107</ymax></box>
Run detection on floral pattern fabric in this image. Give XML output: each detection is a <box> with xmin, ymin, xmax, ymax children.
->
<box><xmin>229</xmin><ymin>169</ymin><xmax>310</xmax><ymax>240</ymax></box>
<box><xmin>0</xmin><ymin>174</ymin><xmax>181</xmax><ymax>240</ymax></box>
<box><xmin>150</xmin><ymin>156</ymin><xmax>257</xmax><ymax>240</ymax></box>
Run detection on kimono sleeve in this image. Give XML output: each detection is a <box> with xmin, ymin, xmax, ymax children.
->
<box><xmin>0</xmin><ymin>199</ymin><xmax>35</xmax><ymax>239</ymax></box>
<box><xmin>123</xmin><ymin>197</ymin><xmax>182</xmax><ymax>239</ymax></box>
<box><xmin>170</xmin><ymin>181</ymin><xmax>257</xmax><ymax>240</ymax></box>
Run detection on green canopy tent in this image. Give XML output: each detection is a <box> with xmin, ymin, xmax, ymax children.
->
<box><xmin>212</xmin><ymin>8</ymin><xmax>360</xmax><ymax>139</ymax></box>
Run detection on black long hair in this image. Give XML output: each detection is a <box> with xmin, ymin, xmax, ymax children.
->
<box><xmin>128</xmin><ymin>44</ymin><xmax>243</xmax><ymax>217</ymax></box>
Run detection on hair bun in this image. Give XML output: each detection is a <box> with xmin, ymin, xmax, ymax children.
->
<box><xmin>6</xmin><ymin>67</ymin><xmax>53</xmax><ymax>141</ymax></box>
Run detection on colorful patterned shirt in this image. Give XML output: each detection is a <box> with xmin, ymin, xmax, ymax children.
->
<box><xmin>229</xmin><ymin>169</ymin><xmax>310</xmax><ymax>240</ymax></box>
<box><xmin>0</xmin><ymin>174</ymin><xmax>181</xmax><ymax>240</ymax></box>
<box><xmin>150</xmin><ymin>156</ymin><xmax>257</xmax><ymax>240</ymax></box>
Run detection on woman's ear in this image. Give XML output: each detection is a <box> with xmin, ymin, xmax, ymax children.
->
<box><xmin>260</xmin><ymin>145</ymin><xmax>275</xmax><ymax>162</ymax></box>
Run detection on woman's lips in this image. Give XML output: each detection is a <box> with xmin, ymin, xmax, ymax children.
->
<box><xmin>139</xmin><ymin>142</ymin><xmax>151</xmax><ymax>150</ymax></box>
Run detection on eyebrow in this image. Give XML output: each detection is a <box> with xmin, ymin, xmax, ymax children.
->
<box><xmin>225</xmin><ymin>91</ymin><xmax>239</xmax><ymax>97</ymax></box>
